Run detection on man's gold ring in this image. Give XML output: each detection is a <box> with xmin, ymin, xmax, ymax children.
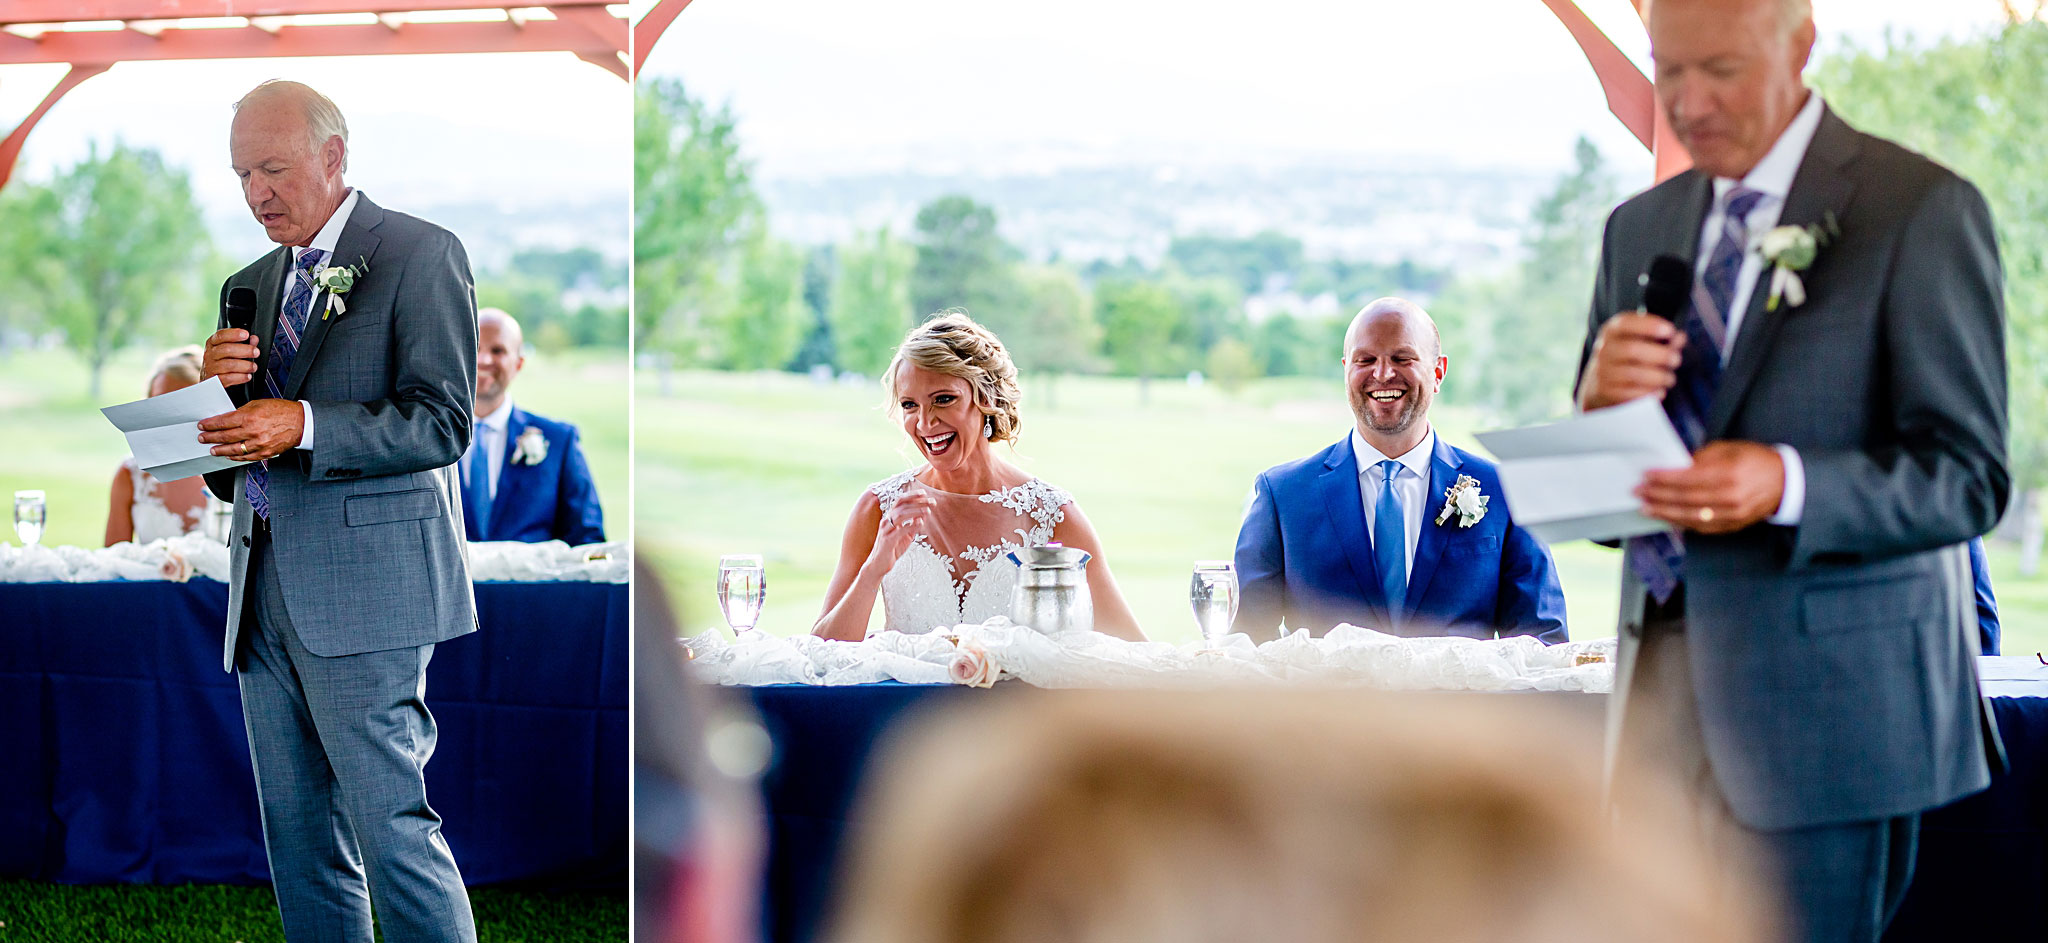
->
<box><xmin>242</xmin><ymin>443</ymin><xmax>251</xmax><ymax>455</ymax></box>
<box><xmin>1698</xmin><ymin>507</ymin><xmax>1714</xmax><ymax>523</ymax></box>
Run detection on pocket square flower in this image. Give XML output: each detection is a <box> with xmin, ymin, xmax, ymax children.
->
<box><xmin>1755</xmin><ymin>215</ymin><xmax>1838</xmax><ymax>312</ymax></box>
<box><xmin>512</xmin><ymin>426</ymin><xmax>549</xmax><ymax>465</ymax></box>
<box><xmin>1434</xmin><ymin>475</ymin><xmax>1489</xmax><ymax>528</ymax></box>
<box><xmin>312</xmin><ymin>257</ymin><xmax>369</xmax><ymax>320</ymax></box>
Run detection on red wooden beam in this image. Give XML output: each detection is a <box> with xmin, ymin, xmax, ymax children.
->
<box><xmin>0</xmin><ymin>62</ymin><xmax>109</xmax><ymax>189</ymax></box>
<box><xmin>1536</xmin><ymin>0</ymin><xmax>1691</xmax><ymax>181</ymax></box>
<box><xmin>0</xmin><ymin>1</ymin><xmax>616</xmax><ymax>25</ymax></box>
<box><xmin>0</xmin><ymin>19</ymin><xmax>619</xmax><ymax>65</ymax></box>
<box><xmin>631</xmin><ymin>0</ymin><xmax>690</xmax><ymax>77</ymax></box>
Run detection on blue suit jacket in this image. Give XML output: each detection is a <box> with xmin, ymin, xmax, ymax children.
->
<box><xmin>463</xmin><ymin>407</ymin><xmax>606</xmax><ymax>545</ymax></box>
<box><xmin>1233</xmin><ymin>434</ymin><xmax>1567</xmax><ymax>643</ymax></box>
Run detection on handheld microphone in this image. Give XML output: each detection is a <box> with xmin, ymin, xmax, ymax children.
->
<box><xmin>1637</xmin><ymin>255</ymin><xmax>1692</xmax><ymax>322</ymax></box>
<box><xmin>224</xmin><ymin>286</ymin><xmax>258</xmax><ymax>333</ymax></box>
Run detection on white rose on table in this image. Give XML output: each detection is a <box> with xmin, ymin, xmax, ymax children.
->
<box><xmin>949</xmin><ymin>641</ymin><xmax>1001</xmax><ymax>688</ymax></box>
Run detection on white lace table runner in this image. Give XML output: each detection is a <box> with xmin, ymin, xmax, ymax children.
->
<box><xmin>0</xmin><ymin>537</ymin><xmax>629</xmax><ymax>584</ymax></box>
<box><xmin>687</xmin><ymin>621</ymin><xmax>1619</xmax><ymax>693</ymax></box>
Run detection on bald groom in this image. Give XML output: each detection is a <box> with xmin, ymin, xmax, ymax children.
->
<box><xmin>1233</xmin><ymin>298</ymin><xmax>1566</xmax><ymax>642</ymax></box>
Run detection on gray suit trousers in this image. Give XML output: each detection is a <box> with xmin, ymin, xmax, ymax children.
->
<box><xmin>1616</xmin><ymin>610</ymin><xmax>1918</xmax><ymax>943</ymax></box>
<box><xmin>238</xmin><ymin>533</ymin><xmax>477</xmax><ymax>943</ymax></box>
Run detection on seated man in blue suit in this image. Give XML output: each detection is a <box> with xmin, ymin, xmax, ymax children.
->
<box><xmin>1970</xmin><ymin>536</ymin><xmax>2001</xmax><ymax>655</ymax></box>
<box><xmin>1234</xmin><ymin>298</ymin><xmax>1566</xmax><ymax>642</ymax></box>
<box><xmin>460</xmin><ymin>308</ymin><xmax>606</xmax><ymax>545</ymax></box>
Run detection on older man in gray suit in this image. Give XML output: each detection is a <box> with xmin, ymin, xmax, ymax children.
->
<box><xmin>1578</xmin><ymin>0</ymin><xmax>2005</xmax><ymax>940</ymax></box>
<box><xmin>198</xmin><ymin>80</ymin><xmax>478</xmax><ymax>943</ymax></box>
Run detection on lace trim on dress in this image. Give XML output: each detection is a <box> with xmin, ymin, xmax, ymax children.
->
<box><xmin>867</xmin><ymin>468</ymin><xmax>1076</xmax><ymax>634</ymax></box>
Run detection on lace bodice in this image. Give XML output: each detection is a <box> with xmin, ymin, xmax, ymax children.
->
<box><xmin>871</xmin><ymin>468</ymin><xmax>1073</xmax><ymax>634</ymax></box>
<box><xmin>128</xmin><ymin>460</ymin><xmax>201</xmax><ymax>545</ymax></box>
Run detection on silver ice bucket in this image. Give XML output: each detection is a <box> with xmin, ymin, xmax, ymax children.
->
<box><xmin>1006</xmin><ymin>542</ymin><xmax>1094</xmax><ymax>636</ymax></box>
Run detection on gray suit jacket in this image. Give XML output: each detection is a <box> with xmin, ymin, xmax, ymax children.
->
<box><xmin>204</xmin><ymin>193</ymin><xmax>480</xmax><ymax>671</ymax></box>
<box><xmin>1581</xmin><ymin>106</ymin><xmax>2008</xmax><ymax>830</ymax></box>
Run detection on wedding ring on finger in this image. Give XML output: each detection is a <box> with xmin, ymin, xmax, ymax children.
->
<box><xmin>1698</xmin><ymin>507</ymin><xmax>1714</xmax><ymax>524</ymax></box>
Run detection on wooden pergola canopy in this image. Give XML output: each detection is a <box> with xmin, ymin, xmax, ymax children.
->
<box><xmin>1</xmin><ymin>1</ymin><xmax>628</xmax><ymax>188</ymax></box>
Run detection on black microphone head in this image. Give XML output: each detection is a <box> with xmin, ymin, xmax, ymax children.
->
<box><xmin>224</xmin><ymin>286</ymin><xmax>258</xmax><ymax>332</ymax></box>
<box><xmin>1638</xmin><ymin>255</ymin><xmax>1692</xmax><ymax>321</ymax></box>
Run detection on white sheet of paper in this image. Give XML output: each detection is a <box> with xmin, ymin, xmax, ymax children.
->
<box><xmin>100</xmin><ymin>376</ymin><xmax>241</xmax><ymax>482</ymax></box>
<box><xmin>1473</xmin><ymin>398</ymin><xmax>1693</xmax><ymax>544</ymax></box>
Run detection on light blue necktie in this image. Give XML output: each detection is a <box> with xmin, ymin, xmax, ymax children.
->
<box><xmin>467</xmin><ymin>434</ymin><xmax>492</xmax><ymax>540</ymax></box>
<box><xmin>1373</xmin><ymin>459</ymin><xmax>1407</xmax><ymax>625</ymax></box>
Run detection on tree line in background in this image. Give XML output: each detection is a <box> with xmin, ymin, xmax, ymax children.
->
<box><xmin>636</xmin><ymin>18</ymin><xmax>2048</xmax><ymax>571</ymax></box>
<box><xmin>0</xmin><ymin>145</ymin><xmax>625</xmax><ymax>401</ymax></box>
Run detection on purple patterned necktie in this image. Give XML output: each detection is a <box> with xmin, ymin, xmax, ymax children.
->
<box><xmin>1626</xmin><ymin>187</ymin><xmax>1766</xmax><ymax>603</ymax></box>
<box><xmin>244</xmin><ymin>248</ymin><xmax>327</xmax><ymax>520</ymax></box>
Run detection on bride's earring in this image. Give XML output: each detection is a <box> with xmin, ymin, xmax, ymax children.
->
<box><xmin>984</xmin><ymin>416</ymin><xmax>996</xmax><ymax>440</ymax></box>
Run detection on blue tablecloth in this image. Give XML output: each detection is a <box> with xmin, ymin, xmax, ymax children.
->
<box><xmin>743</xmin><ymin>683</ymin><xmax>2046</xmax><ymax>943</ymax></box>
<box><xmin>1</xmin><ymin>578</ymin><xmax>627</xmax><ymax>888</ymax></box>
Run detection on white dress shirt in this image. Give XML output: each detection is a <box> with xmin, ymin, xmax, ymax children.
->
<box><xmin>1352</xmin><ymin>427</ymin><xmax>1436</xmax><ymax>580</ymax></box>
<box><xmin>286</xmin><ymin>188</ymin><xmax>359</xmax><ymax>451</ymax></box>
<box><xmin>463</xmin><ymin>398</ymin><xmax>515</xmax><ymax>502</ymax></box>
<box><xmin>1690</xmin><ymin>92</ymin><xmax>1825</xmax><ymax>525</ymax></box>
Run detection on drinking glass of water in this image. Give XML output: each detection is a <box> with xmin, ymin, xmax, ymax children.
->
<box><xmin>718</xmin><ymin>553</ymin><xmax>767</xmax><ymax>638</ymax></box>
<box><xmin>1189</xmin><ymin>560</ymin><xmax>1239</xmax><ymax>644</ymax></box>
<box><xmin>14</xmin><ymin>490</ymin><xmax>46</xmax><ymax>547</ymax></box>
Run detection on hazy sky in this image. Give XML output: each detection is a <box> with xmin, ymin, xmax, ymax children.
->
<box><xmin>643</xmin><ymin>0</ymin><xmax>2018</xmax><ymax>181</ymax></box>
<box><xmin>0</xmin><ymin>51</ymin><xmax>629</xmax><ymax>257</ymax></box>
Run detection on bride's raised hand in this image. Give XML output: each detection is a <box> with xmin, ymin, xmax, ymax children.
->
<box><xmin>869</xmin><ymin>486</ymin><xmax>938</xmax><ymax>568</ymax></box>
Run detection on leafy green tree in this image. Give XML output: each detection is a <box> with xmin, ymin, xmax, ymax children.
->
<box><xmin>1206</xmin><ymin>338</ymin><xmax>1259</xmax><ymax>394</ymax></box>
<box><xmin>1006</xmin><ymin>264</ymin><xmax>1101</xmax><ymax>408</ymax></box>
<box><xmin>828</xmin><ymin>228</ymin><xmax>917</xmax><ymax>377</ymax></box>
<box><xmin>910</xmin><ymin>194</ymin><xmax>1023</xmax><ymax>325</ymax></box>
<box><xmin>1167</xmin><ymin>231</ymin><xmax>1306</xmax><ymax>295</ymax></box>
<box><xmin>1165</xmin><ymin>272</ymin><xmax>1247</xmax><ymax>373</ymax></box>
<box><xmin>1097</xmin><ymin>280</ymin><xmax>1185</xmax><ymax>403</ymax></box>
<box><xmin>1813</xmin><ymin>17</ymin><xmax>2048</xmax><ymax>571</ymax></box>
<box><xmin>0</xmin><ymin>142</ymin><xmax>210</xmax><ymax>398</ymax></box>
<box><xmin>712</xmin><ymin>235</ymin><xmax>809</xmax><ymax>371</ymax></box>
<box><xmin>634</xmin><ymin>78</ymin><xmax>761</xmax><ymax>368</ymax></box>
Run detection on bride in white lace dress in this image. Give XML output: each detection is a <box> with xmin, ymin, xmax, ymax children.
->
<box><xmin>104</xmin><ymin>347</ymin><xmax>210</xmax><ymax>545</ymax></box>
<box><xmin>813</xmin><ymin>313</ymin><xmax>1145</xmax><ymax>641</ymax></box>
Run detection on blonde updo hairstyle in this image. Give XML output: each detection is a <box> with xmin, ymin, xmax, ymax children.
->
<box><xmin>885</xmin><ymin>310</ymin><xmax>1023</xmax><ymax>445</ymax></box>
<box><xmin>149</xmin><ymin>345</ymin><xmax>205</xmax><ymax>391</ymax></box>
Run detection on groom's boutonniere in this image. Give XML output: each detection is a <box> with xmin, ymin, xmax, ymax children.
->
<box><xmin>1434</xmin><ymin>475</ymin><xmax>1489</xmax><ymax>529</ymax></box>
<box><xmin>313</xmin><ymin>257</ymin><xmax>369</xmax><ymax>320</ymax></box>
<box><xmin>1755</xmin><ymin>214</ymin><xmax>1838</xmax><ymax>312</ymax></box>
<box><xmin>512</xmin><ymin>426</ymin><xmax>548</xmax><ymax>465</ymax></box>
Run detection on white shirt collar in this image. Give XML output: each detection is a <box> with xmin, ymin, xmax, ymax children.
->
<box><xmin>292</xmin><ymin>187</ymin><xmax>359</xmax><ymax>264</ymax></box>
<box><xmin>1351</xmin><ymin>426</ymin><xmax>1435</xmax><ymax>481</ymax></box>
<box><xmin>477</xmin><ymin>397</ymin><xmax>515</xmax><ymax>435</ymax></box>
<box><xmin>1713</xmin><ymin>92</ymin><xmax>1824</xmax><ymax>204</ymax></box>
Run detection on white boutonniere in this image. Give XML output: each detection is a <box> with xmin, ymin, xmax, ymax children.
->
<box><xmin>512</xmin><ymin>426</ymin><xmax>548</xmax><ymax>465</ymax></box>
<box><xmin>1755</xmin><ymin>215</ymin><xmax>1838</xmax><ymax>312</ymax></box>
<box><xmin>1434</xmin><ymin>475</ymin><xmax>1489</xmax><ymax>529</ymax></box>
<box><xmin>312</xmin><ymin>257</ymin><xmax>369</xmax><ymax>320</ymax></box>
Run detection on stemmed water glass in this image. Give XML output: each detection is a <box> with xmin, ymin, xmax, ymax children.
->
<box><xmin>717</xmin><ymin>553</ymin><xmax>767</xmax><ymax>639</ymax></box>
<box><xmin>14</xmin><ymin>490</ymin><xmax>47</xmax><ymax>547</ymax></box>
<box><xmin>1190</xmin><ymin>560</ymin><xmax>1239</xmax><ymax>645</ymax></box>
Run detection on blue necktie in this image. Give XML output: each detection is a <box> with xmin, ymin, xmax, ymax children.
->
<box><xmin>1627</xmin><ymin>186</ymin><xmax>1766</xmax><ymax>603</ymax></box>
<box><xmin>245</xmin><ymin>248</ymin><xmax>327</xmax><ymax>520</ymax></box>
<box><xmin>468</xmin><ymin>434</ymin><xmax>492</xmax><ymax>540</ymax></box>
<box><xmin>1373</xmin><ymin>459</ymin><xmax>1407</xmax><ymax>626</ymax></box>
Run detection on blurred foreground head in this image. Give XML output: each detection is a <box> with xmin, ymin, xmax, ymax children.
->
<box><xmin>634</xmin><ymin>558</ymin><xmax>768</xmax><ymax>943</ymax></box>
<box><xmin>831</xmin><ymin>690</ymin><xmax>1774</xmax><ymax>943</ymax></box>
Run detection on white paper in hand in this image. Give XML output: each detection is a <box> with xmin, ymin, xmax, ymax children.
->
<box><xmin>100</xmin><ymin>376</ymin><xmax>241</xmax><ymax>482</ymax></box>
<box><xmin>1473</xmin><ymin>398</ymin><xmax>1692</xmax><ymax>544</ymax></box>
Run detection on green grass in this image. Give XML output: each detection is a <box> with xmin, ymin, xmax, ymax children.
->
<box><xmin>635</xmin><ymin>369</ymin><xmax>2048</xmax><ymax>652</ymax></box>
<box><xmin>0</xmin><ymin>345</ymin><xmax>627</xmax><ymax>551</ymax></box>
<box><xmin>0</xmin><ymin>880</ymin><xmax>624</xmax><ymax>942</ymax></box>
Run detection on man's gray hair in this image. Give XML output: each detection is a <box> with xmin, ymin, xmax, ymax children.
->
<box><xmin>234</xmin><ymin>79</ymin><xmax>349</xmax><ymax>172</ymax></box>
<box><xmin>1644</xmin><ymin>0</ymin><xmax>1812</xmax><ymax>32</ymax></box>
